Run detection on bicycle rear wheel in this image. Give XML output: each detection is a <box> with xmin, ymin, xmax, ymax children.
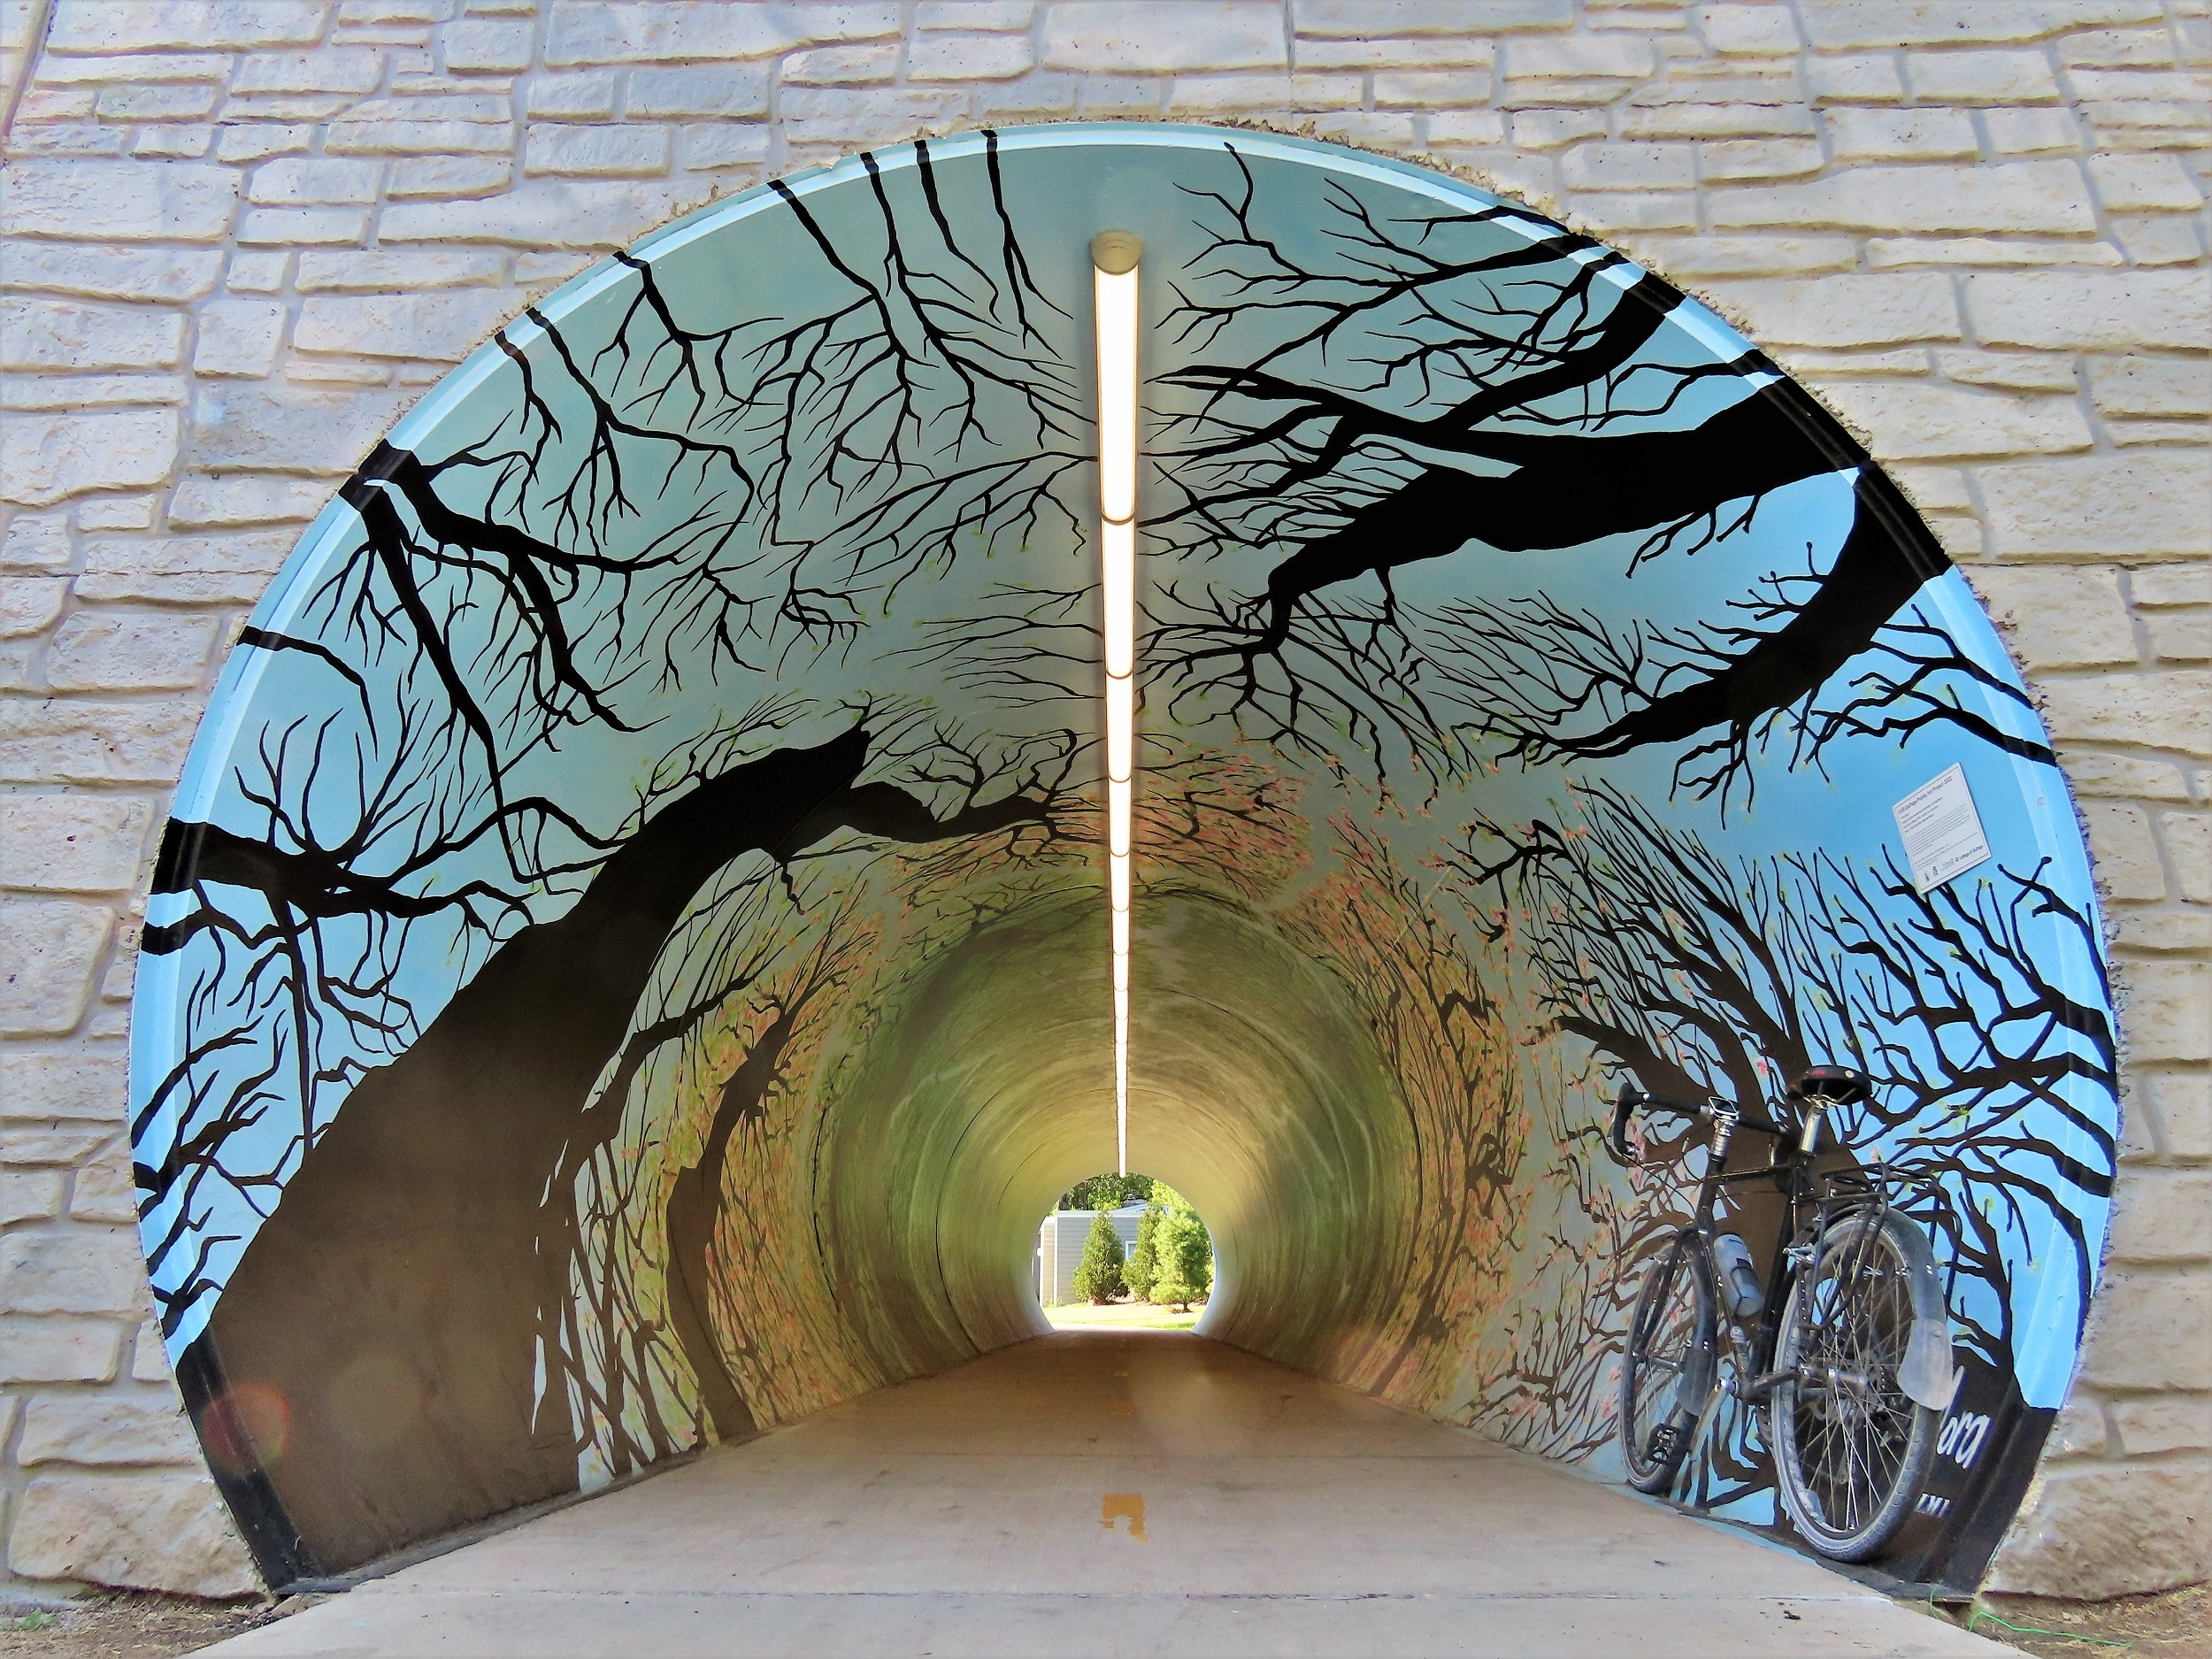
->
<box><xmin>1619</xmin><ymin>1233</ymin><xmax>1715</xmax><ymax>1495</ymax></box>
<box><xmin>1769</xmin><ymin>1211</ymin><xmax>1942</xmax><ymax>1561</ymax></box>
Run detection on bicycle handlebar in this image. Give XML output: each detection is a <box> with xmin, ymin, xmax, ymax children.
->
<box><xmin>1609</xmin><ymin>1082</ymin><xmax>1793</xmax><ymax>1162</ymax></box>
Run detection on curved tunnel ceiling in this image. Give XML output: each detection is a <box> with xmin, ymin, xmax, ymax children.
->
<box><xmin>132</xmin><ymin>126</ymin><xmax>2119</xmax><ymax>1590</ymax></box>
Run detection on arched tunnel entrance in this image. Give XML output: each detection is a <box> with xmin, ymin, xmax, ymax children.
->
<box><xmin>131</xmin><ymin>126</ymin><xmax>2119</xmax><ymax>1620</ymax></box>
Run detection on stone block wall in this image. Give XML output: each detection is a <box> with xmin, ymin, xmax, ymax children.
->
<box><xmin>1</xmin><ymin>0</ymin><xmax>2205</xmax><ymax>1604</ymax></box>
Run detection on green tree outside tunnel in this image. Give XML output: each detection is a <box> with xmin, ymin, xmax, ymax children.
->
<box><xmin>1072</xmin><ymin>1209</ymin><xmax>1126</xmax><ymax>1304</ymax></box>
<box><xmin>1125</xmin><ymin>1201</ymin><xmax>1162</xmax><ymax>1302</ymax></box>
<box><xmin>1064</xmin><ymin>1172</ymin><xmax>1152</xmax><ymax>1210</ymax></box>
<box><xmin>1151</xmin><ymin>1194</ymin><xmax>1214</xmax><ymax>1313</ymax></box>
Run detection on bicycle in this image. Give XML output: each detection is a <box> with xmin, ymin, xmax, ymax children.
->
<box><xmin>1611</xmin><ymin>1064</ymin><xmax>1959</xmax><ymax>1562</ymax></box>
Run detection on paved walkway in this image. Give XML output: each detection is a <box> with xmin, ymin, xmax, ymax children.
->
<box><xmin>206</xmin><ymin>1333</ymin><xmax>2000</xmax><ymax>1657</ymax></box>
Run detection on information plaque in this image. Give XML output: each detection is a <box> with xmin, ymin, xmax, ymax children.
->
<box><xmin>1893</xmin><ymin>764</ymin><xmax>1993</xmax><ymax>894</ymax></box>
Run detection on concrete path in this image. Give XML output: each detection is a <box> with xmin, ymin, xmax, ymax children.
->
<box><xmin>205</xmin><ymin>1333</ymin><xmax>2001</xmax><ymax>1657</ymax></box>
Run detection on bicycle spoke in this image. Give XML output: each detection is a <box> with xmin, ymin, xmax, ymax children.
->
<box><xmin>1775</xmin><ymin>1217</ymin><xmax>1939</xmax><ymax>1553</ymax></box>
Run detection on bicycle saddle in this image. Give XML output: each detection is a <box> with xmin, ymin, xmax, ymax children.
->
<box><xmin>1791</xmin><ymin>1064</ymin><xmax>1871</xmax><ymax>1104</ymax></box>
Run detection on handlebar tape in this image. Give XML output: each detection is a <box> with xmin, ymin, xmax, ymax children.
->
<box><xmin>1609</xmin><ymin>1092</ymin><xmax>1637</xmax><ymax>1161</ymax></box>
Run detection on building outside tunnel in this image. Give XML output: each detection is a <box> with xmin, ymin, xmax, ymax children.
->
<box><xmin>1038</xmin><ymin>1203</ymin><xmax>1148</xmax><ymax>1307</ymax></box>
<box><xmin>0</xmin><ymin>0</ymin><xmax>2207</xmax><ymax>1621</ymax></box>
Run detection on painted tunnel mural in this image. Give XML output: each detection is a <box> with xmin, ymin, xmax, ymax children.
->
<box><xmin>130</xmin><ymin>125</ymin><xmax>2118</xmax><ymax>1592</ymax></box>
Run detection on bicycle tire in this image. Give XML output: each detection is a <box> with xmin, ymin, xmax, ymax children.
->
<box><xmin>1619</xmin><ymin>1233</ymin><xmax>1716</xmax><ymax>1495</ymax></box>
<box><xmin>1769</xmin><ymin>1210</ymin><xmax>1943</xmax><ymax>1561</ymax></box>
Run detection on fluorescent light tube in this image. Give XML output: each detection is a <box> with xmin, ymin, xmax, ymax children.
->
<box><xmin>1106</xmin><ymin>673</ymin><xmax>1133</xmax><ymax>782</ymax></box>
<box><xmin>1094</xmin><ymin>231</ymin><xmax>1141</xmax><ymax>1174</ymax></box>
<box><xmin>1102</xmin><ymin>518</ymin><xmax>1134</xmax><ymax>678</ymax></box>
<box><xmin>1093</xmin><ymin>234</ymin><xmax>1140</xmax><ymax>526</ymax></box>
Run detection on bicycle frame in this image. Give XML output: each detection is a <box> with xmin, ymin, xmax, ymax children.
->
<box><xmin>1637</xmin><ymin>1088</ymin><xmax>1911</xmax><ymax>1409</ymax></box>
<box><xmin>1617</xmin><ymin>1069</ymin><xmax>1962</xmax><ymax>1558</ymax></box>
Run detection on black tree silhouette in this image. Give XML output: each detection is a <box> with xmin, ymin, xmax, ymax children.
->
<box><xmin>1139</xmin><ymin>153</ymin><xmax>1949</xmax><ymax>801</ymax></box>
<box><xmin>1445</xmin><ymin>783</ymin><xmax>2116</xmax><ymax>1486</ymax></box>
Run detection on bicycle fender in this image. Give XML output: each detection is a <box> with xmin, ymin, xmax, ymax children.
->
<box><xmin>1901</xmin><ymin>1320</ymin><xmax>1958</xmax><ymax>1410</ymax></box>
<box><xmin>1675</xmin><ymin>1334</ymin><xmax>1718</xmax><ymax>1422</ymax></box>
<box><xmin>1896</xmin><ymin>1228</ymin><xmax>1960</xmax><ymax>1412</ymax></box>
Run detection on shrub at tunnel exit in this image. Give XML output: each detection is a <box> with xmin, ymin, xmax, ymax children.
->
<box><xmin>1073</xmin><ymin>1209</ymin><xmax>1126</xmax><ymax>1304</ymax></box>
<box><xmin>1125</xmin><ymin>1202</ymin><xmax>1162</xmax><ymax>1302</ymax></box>
<box><xmin>1124</xmin><ymin>1182</ymin><xmax>1202</xmax><ymax>1304</ymax></box>
<box><xmin>1150</xmin><ymin>1198</ymin><xmax>1213</xmax><ymax>1312</ymax></box>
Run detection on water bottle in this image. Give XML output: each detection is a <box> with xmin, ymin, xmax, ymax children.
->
<box><xmin>1713</xmin><ymin>1233</ymin><xmax>1764</xmax><ymax>1320</ymax></box>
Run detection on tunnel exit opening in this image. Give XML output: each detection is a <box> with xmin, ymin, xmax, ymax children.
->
<box><xmin>1031</xmin><ymin>1173</ymin><xmax>1215</xmax><ymax>1324</ymax></box>
<box><xmin>131</xmin><ymin>126</ymin><xmax>2118</xmax><ymax>1601</ymax></box>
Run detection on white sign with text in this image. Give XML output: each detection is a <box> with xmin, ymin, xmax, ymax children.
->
<box><xmin>1893</xmin><ymin>764</ymin><xmax>1993</xmax><ymax>894</ymax></box>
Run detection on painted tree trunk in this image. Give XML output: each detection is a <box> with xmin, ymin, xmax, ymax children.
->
<box><xmin>191</xmin><ymin>731</ymin><xmax>876</xmax><ymax>1571</ymax></box>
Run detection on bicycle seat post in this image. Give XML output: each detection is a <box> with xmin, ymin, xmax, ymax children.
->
<box><xmin>1699</xmin><ymin>1099</ymin><xmax>1738</xmax><ymax>1227</ymax></box>
<box><xmin>1799</xmin><ymin>1094</ymin><xmax>1829</xmax><ymax>1157</ymax></box>
<box><xmin>1788</xmin><ymin>1067</ymin><xmax>1873</xmax><ymax>1162</ymax></box>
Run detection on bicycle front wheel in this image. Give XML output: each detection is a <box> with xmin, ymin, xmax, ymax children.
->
<box><xmin>1769</xmin><ymin>1210</ymin><xmax>1942</xmax><ymax>1561</ymax></box>
<box><xmin>1619</xmin><ymin>1233</ymin><xmax>1716</xmax><ymax>1495</ymax></box>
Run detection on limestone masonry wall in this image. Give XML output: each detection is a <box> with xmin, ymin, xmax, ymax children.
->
<box><xmin>1</xmin><ymin>0</ymin><xmax>2205</xmax><ymax>1605</ymax></box>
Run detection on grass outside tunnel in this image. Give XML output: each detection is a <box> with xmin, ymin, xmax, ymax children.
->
<box><xmin>1045</xmin><ymin>1302</ymin><xmax>1206</xmax><ymax>1332</ymax></box>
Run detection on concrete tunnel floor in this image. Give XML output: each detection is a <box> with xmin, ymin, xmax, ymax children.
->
<box><xmin>204</xmin><ymin>1332</ymin><xmax>2004</xmax><ymax>1659</ymax></box>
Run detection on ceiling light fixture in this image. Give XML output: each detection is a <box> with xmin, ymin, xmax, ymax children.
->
<box><xmin>1093</xmin><ymin>229</ymin><xmax>1140</xmax><ymax>1178</ymax></box>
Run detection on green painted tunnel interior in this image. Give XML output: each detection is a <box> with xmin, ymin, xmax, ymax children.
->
<box><xmin>823</xmin><ymin>887</ymin><xmax>1411</xmax><ymax>1376</ymax></box>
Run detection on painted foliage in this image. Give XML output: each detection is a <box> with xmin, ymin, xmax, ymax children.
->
<box><xmin>132</xmin><ymin>127</ymin><xmax>2116</xmax><ymax>1589</ymax></box>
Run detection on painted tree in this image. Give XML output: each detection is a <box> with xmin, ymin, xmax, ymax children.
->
<box><xmin>1452</xmin><ymin>1047</ymin><xmax>1634</xmax><ymax>1462</ymax></box>
<box><xmin>1276</xmin><ymin>818</ymin><xmax>1520</xmax><ymax>1410</ymax></box>
<box><xmin>1138</xmin><ymin>150</ymin><xmax>1962</xmax><ymax>809</ymax></box>
<box><xmin>136</xmin><ymin>135</ymin><xmax>1102</xmax><ymax>1576</ymax></box>
<box><xmin>1445</xmin><ymin>782</ymin><xmax>2116</xmax><ymax>1494</ymax></box>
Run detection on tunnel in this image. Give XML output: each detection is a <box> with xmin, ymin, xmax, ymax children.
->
<box><xmin>128</xmin><ymin>125</ymin><xmax>2120</xmax><ymax>1601</ymax></box>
